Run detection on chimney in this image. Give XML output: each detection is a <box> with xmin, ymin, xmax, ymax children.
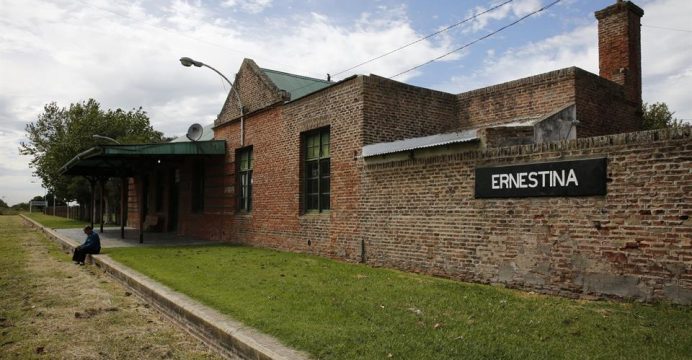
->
<box><xmin>595</xmin><ymin>0</ymin><xmax>644</xmax><ymax>105</ymax></box>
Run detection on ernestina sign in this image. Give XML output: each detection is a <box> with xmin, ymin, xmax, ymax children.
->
<box><xmin>475</xmin><ymin>158</ymin><xmax>607</xmax><ymax>198</ymax></box>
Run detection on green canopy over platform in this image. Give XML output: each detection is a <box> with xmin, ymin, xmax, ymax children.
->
<box><xmin>60</xmin><ymin>141</ymin><xmax>226</xmax><ymax>177</ymax></box>
<box><xmin>59</xmin><ymin>140</ymin><xmax>226</xmax><ymax>243</ymax></box>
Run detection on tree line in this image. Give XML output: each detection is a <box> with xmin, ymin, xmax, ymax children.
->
<box><xmin>18</xmin><ymin>99</ymin><xmax>166</xmax><ymax>219</ymax></box>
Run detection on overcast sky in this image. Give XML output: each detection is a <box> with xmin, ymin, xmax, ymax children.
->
<box><xmin>1</xmin><ymin>0</ymin><xmax>690</xmax><ymax>205</ymax></box>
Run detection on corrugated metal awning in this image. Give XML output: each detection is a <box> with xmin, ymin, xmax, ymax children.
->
<box><xmin>362</xmin><ymin>130</ymin><xmax>479</xmax><ymax>158</ymax></box>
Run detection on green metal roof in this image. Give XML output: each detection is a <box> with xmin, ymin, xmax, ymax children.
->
<box><xmin>261</xmin><ymin>68</ymin><xmax>332</xmax><ymax>101</ymax></box>
<box><xmin>60</xmin><ymin>140</ymin><xmax>226</xmax><ymax>177</ymax></box>
<box><xmin>101</xmin><ymin>141</ymin><xmax>225</xmax><ymax>156</ymax></box>
<box><xmin>170</xmin><ymin>123</ymin><xmax>215</xmax><ymax>143</ymax></box>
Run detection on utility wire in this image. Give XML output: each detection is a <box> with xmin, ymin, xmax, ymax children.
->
<box><xmin>390</xmin><ymin>0</ymin><xmax>562</xmax><ymax>79</ymax></box>
<box><xmin>642</xmin><ymin>24</ymin><xmax>692</xmax><ymax>33</ymax></box>
<box><xmin>331</xmin><ymin>0</ymin><xmax>514</xmax><ymax>77</ymax></box>
<box><xmin>284</xmin><ymin>1</ymin><xmax>517</xmax><ymax>96</ymax></box>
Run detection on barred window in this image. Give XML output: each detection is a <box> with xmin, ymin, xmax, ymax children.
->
<box><xmin>304</xmin><ymin>128</ymin><xmax>330</xmax><ymax>212</ymax></box>
<box><xmin>237</xmin><ymin>147</ymin><xmax>253</xmax><ymax>211</ymax></box>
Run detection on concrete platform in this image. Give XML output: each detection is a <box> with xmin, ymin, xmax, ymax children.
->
<box><xmin>21</xmin><ymin>215</ymin><xmax>308</xmax><ymax>360</ymax></box>
<box><xmin>56</xmin><ymin>227</ymin><xmax>216</xmax><ymax>248</ymax></box>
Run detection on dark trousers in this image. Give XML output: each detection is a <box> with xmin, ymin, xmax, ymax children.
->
<box><xmin>72</xmin><ymin>247</ymin><xmax>99</xmax><ymax>263</ymax></box>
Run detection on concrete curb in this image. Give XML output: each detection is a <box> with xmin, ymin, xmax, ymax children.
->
<box><xmin>19</xmin><ymin>215</ymin><xmax>310</xmax><ymax>360</ymax></box>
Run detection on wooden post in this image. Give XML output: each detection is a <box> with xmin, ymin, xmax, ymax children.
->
<box><xmin>120</xmin><ymin>177</ymin><xmax>127</xmax><ymax>239</ymax></box>
<box><xmin>138</xmin><ymin>176</ymin><xmax>144</xmax><ymax>244</ymax></box>
<box><xmin>99</xmin><ymin>179</ymin><xmax>105</xmax><ymax>234</ymax></box>
<box><xmin>88</xmin><ymin>178</ymin><xmax>96</xmax><ymax>230</ymax></box>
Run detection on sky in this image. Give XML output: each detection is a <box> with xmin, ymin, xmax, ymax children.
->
<box><xmin>1</xmin><ymin>0</ymin><xmax>690</xmax><ymax>206</ymax></box>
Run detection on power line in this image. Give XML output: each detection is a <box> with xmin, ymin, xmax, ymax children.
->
<box><xmin>390</xmin><ymin>0</ymin><xmax>562</xmax><ymax>79</ymax></box>
<box><xmin>642</xmin><ymin>24</ymin><xmax>692</xmax><ymax>33</ymax></box>
<box><xmin>331</xmin><ymin>0</ymin><xmax>514</xmax><ymax>78</ymax></box>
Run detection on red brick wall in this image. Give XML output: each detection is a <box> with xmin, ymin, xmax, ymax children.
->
<box><xmin>216</xmin><ymin>58</ymin><xmax>283</xmax><ymax>127</ymax></box>
<box><xmin>456</xmin><ymin>68</ymin><xmax>577</xmax><ymax>129</ymax></box>
<box><xmin>176</xmin><ymin>156</ymin><xmax>227</xmax><ymax>240</ymax></box>
<box><xmin>360</xmin><ymin>127</ymin><xmax>691</xmax><ymax>303</ymax></box>
<box><xmin>574</xmin><ymin>69</ymin><xmax>640</xmax><ymax>136</ymax></box>
<box><xmin>210</xmin><ymin>76</ymin><xmax>365</xmax><ymax>259</ymax></box>
<box><xmin>455</xmin><ymin>67</ymin><xmax>640</xmax><ymax>138</ymax></box>
<box><xmin>596</xmin><ymin>1</ymin><xmax>644</xmax><ymax>106</ymax></box>
<box><xmin>362</xmin><ymin>75</ymin><xmax>457</xmax><ymax>145</ymax></box>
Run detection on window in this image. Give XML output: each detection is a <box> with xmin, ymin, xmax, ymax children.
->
<box><xmin>191</xmin><ymin>162</ymin><xmax>205</xmax><ymax>213</ymax></box>
<box><xmin>304</xmin><ymin>128</ymin><xmax>330</xmax><ymax>212</ymax></box>
<box><xmin>237</xmin><ymin>147</ymin><xmax>253</xmax><ymax>211</ymax></box>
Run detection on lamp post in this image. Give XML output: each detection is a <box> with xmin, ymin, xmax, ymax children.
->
<box><xmin>92</xmin><ymin>134</ymin><xmax>121</xmax><ymax>144</ymax></box>
<box><xmin>179</xmin><ymin>57</ymin><xmax>246</xmax><ymax>146</ymax></box>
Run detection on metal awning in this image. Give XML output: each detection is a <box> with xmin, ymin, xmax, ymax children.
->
<box><xmin>60</xmin><ymin>140</ymin><xmax>226</xmax><ymax>177</ymax></box>
<box><xmin>59</xmin><ymin>140</ymin><xmax>226</xmax><ymax>243</ymax></box>
<box><xmin>362</xmin><ymin>130</ymin><xmax>479</xmax><ymax>158</ymax></box>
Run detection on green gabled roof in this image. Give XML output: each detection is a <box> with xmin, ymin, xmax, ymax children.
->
<box><xmin>261</xmin><ymin>68</ymin><xmax>332</xmax><ymax>101</ymax></box>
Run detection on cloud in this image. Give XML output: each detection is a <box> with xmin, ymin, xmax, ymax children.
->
<box><xmin>0</xmin><ymin>0</ymin><xmax>458</xmax><ymax>206</ymax></box>
<box><xmin>439</xmin><ymin>23</ymin><xmax>596</xmax><ymax>92</ymax></box>
<box><xmin>639</xmin><ymin>0</ymin><xmax>692</xmax><ymax>121</ymax></box>
<box><xmin>466</xmin><ymin>0</ymin><xmax>544</xmax><ymax>33</ymax></box>
<box><xmin>438</xmin><ymin>0</ymin><xmax>692</xmax><ymax>123</ymax></box>
<box><xmin>221</xmin><ymin>0</ymin><xmax>273</xmax><ymax>14</ymax></box>
<box><xmin>0</xmin><ymin>129</ymin><xmax>43</xmax><ymax>205</ymax></box>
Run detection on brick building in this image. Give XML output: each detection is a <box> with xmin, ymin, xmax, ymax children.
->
<box><xmin>115</xmin><ymin>1</ymin><xmax>690</xmax><ymax>303</ymax></box>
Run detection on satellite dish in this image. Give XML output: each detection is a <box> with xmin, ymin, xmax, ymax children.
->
<box><xmin>186</xmin><ymin>123</ymin><xmax>204</xmax><ymax>141</ymax></box>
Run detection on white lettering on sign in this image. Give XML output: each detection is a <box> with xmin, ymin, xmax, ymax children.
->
<box><xmin>491</xmin><ymin>169</ymin><xmax>579</xmax><ymax>190</ymax></box>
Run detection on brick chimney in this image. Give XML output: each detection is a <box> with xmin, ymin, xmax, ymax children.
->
<box><xmin>595</xmin><ymin>0</ymin><xmax>644</xmax><ymax>106</ymax></box>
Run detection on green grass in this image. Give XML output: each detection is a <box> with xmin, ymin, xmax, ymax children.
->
<box><xmin>0</xmin><ymin>208</ymin><xmax>19</xmax><ymax>215</ymax></box>
<box><xmin>23</xmin><ymin>212</ymin><xmax>88</xmax><ymax>229</ymax></box>
<box><xmin>1</xmin><ymin>215</ymin><xmax>221</xmax><ymax>359</ymax></box>
<box><xmin>108</xmin><ymin>245</ymin><xmax>692</xmax><ymax>359</ymax></box>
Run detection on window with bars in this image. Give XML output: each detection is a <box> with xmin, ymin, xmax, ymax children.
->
<box><xmin>237</xmin><ymin>147</ymin><xmax>253</xmax><ymax>212</ymax></box>
<box><xmin>304</xmin><ymin>128</ymin><xmax>330</xmax><ymax>212</ymax></box>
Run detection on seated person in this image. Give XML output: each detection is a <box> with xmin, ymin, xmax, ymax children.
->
<box><xmin>72</xmin><ymin>226</ymin><xmax>101</xmax><ymax>265</ymax></box>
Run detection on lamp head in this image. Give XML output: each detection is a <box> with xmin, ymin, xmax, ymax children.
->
<box><xmin>180</xmin><ymin>57</ymin><xmax>203</xmax><ymax>67</ymax></box>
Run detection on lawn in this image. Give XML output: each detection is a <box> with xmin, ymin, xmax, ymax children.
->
<box><xmin>22</xmin><ymin>212</ymin><xmax>88</xmax><ymax>229</ymax></box>
<box><xmin>108</xmin><ymin>245</ymin><xmax>692</xmax><ymax>360</ymax></box>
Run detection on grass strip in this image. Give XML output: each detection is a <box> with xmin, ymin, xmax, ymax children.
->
<box><xmin>1</xmin><ymin>215</ymin><xmax>220</xmax><ymax>359</ymax></box>
<box><xmin>108</xmin><ymin>244</ymin><xmax>692</xmax><ymax>359</ymax></box>
<box><xmin>22</xmin><ymin>213</ymin><xmax>88</xmax><ymax>229</ymax></box>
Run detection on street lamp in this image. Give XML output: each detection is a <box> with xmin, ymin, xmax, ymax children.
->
<box><xmin>179</xmin><ymin>56</ymin><xmax>246</xmax><ymax>146</ymax></box>
<box><xmin>92</xmin><ymin>134</ymin><xmax>121</xmax><ymax>144</ymax></box>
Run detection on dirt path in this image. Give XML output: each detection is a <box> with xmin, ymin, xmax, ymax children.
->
<box><xmin>0</xmin><ymin>215</ymin><xmax>223</xmax><ymax>359</ymax></box>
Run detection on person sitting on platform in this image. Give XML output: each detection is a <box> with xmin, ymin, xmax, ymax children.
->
<box><xmin>73</xmin><ymin>226</ymin><xmax>101</xmax><ymax>265</ymax></box>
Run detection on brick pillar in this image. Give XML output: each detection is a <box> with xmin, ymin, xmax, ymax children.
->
<box><xmin>595</xmin><ymin>1</ymin><xmax>644</xmax><ymax>106</ymax></box>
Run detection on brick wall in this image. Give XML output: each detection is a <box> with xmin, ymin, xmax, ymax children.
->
<box><xmin>210</xmin><ymin>75</ymin><xmax>366</xmax><ymax>259</ymax></box>
<box><xmin>360</xmin><ymin>127</ymin><xmax>691</xmax><ymax>303</ymax></box>
<box><xmin>216</xmin><ymin>58</ymin><xmax>283</xmax><ymax>127</ymax></box>
<box><xmin>574</xmin><ymin>68</ymin><xmax>640</xmax><ymax>136</ymax></box>
<box><xmin>362</xmin><ymin>75</ymin><xmax>457</xmax><ymax>145</ymax></box>
<box><xmin>456</xmin><ymin>68</ymin><xmax>577</xmax><ymax>130</ymax></box>
<box><xmin>596</xmin><ymin>1</ymin><xmax>644</xmax><ymax>106</ymax></box>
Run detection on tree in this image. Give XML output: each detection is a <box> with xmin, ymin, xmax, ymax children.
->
<box><xmin>12</xmin><ymin>203</ymin><xmax>29</xmax><ymax>211</ymax></box>
<box><xmin>20</xmin><ymin>99</ymin><xmax>165</xmax><ymax>206</ymax></box>
<box><xmin>642</xmin><ymin>102</ymin><xmax>682</xmax><ymax>130</ymax></box>
<box><xmin>0</xmin><ymin>198</ymin><xmax>8</xmax><ymax>208</ymax></box>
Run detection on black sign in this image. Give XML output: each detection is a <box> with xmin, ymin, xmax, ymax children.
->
<box><xmin>475</xmin><ymin>158</ymin><xmax>607</xmax><ymax>198</ymax></box>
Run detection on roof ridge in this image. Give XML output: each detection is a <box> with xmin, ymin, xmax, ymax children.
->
<box><xmin>260</xmin><ymin>68</ymin><xmax>331</xmax><ymax>84</ymax></box>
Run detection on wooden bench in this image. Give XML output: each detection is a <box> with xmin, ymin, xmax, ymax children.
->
<box><xmin>144</xmin><ymin>215</ymin><xmax>162</xmax><ymax>231</ymax></box>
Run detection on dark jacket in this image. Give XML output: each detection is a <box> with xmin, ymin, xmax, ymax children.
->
<box><xmin>82</xmin><ymin>232</ymin><xmax>101</xmax><ymax>253</ymax></box>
